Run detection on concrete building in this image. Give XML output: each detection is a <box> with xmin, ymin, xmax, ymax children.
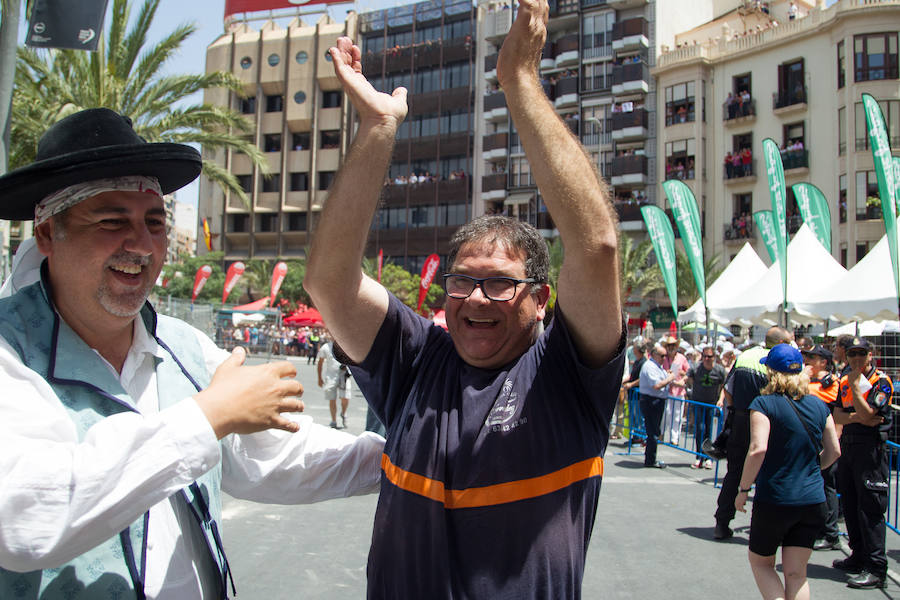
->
<box><xmin>653</xmin><ymin>0</ymin><xmax>898</xmax><ymax>268</ymax></box>
<box><xmin>198</xmin><ymin>12</ymin><xmax>358</xmax><ymax>262</ymax></box>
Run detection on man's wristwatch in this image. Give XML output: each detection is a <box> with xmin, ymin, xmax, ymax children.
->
<box><xmin>739</xmin><ymin>486</ymin><xmax>752</xmax><ymax>493</ymax></box>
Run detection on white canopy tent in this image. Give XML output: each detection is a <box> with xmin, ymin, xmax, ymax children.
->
<box><xmin>825</xmin><ymin>320</ymin><xmax>900</xmax><ymax>336</ymax></box>
<box><xmin>679</xmin><ymin>242</ymin><xmax>767</xmax><ymax>323</ymax></box>
<box><xmin>793</xmin><ymin>230</ymin><xmax>900</xmax><ymax>322</ymax></box>
<box><xmin>710</xmin><ymin>225</ymin><xmax>847</xmax><ymax>326</ymax></box>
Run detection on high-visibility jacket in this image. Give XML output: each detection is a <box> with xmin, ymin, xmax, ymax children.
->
<box><xmin>837</xmin><ymin>368</ymin><xmax>893</xmax><ymax>440</ymax></box>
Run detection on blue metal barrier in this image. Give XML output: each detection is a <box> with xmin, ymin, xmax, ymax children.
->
<box><xmin>888</xmin><ymin>441</ymin><xmax>900</xmax><ymax>535</ymax></box>
<box><xmin>618</xmin><ymin>389</ymin><xmax>724</xmax><ymax>485</ymax></box>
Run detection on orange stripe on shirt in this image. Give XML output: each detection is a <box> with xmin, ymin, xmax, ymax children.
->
<box><xmin>380</xmin><ymin>453</ymin><xmax>604</xmax><ymax>509</ymax></box>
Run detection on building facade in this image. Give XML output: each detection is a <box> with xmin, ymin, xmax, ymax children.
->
<box><xmin>653</xmin><ymin>0</ymin><xmax>898</xmax><ymax>268</ymax></box>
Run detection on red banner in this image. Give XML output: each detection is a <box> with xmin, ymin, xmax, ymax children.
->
<box><xmin>416</xmin><ymin>253</ymin><xmax>440</xmax><ymax>314</ymax></box>
<box><xmin>222</xmin><ymin>261</ymin><xmax>245</xmax><ymax>304</ymax></box>
<box><xmin>191</xmin><ymin>265</ymin><xmax>213</xmax><ymax>304</ymax></box>
<box><xmin>377</xmin><ymin>249</ymin><xmax>383</xmax><ymax>283</ymax></box>
<box><xmin>225</xmin><ymin>0</ymin><xmax>349</xmax><ymax>18</ymax></box>
<box><xmin>269</xmin><ymin>261</ymin><xmax>288</xmax><ymax>307</ymax></box>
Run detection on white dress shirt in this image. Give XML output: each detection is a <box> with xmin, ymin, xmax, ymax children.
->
<box><xmin>0</xmin><ymin>314</ymin><xmax>384</xmax><ymax>598</ymax></box>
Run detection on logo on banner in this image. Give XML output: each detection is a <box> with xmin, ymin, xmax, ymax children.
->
<box><xmin>78</xmin><ymin>29</ymin><xmax>96</xmax><ymax>44</ymax></box>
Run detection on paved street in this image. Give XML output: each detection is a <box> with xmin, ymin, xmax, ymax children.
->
<box><xmin>224</xmin><ymin>356</ymin><xmax>900</xmax><ymax>599</ymax></box>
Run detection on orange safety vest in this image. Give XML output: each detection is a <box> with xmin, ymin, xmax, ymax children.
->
<box><xmin>809</xmin><ymin>378</ymin><xmax>839</xmax><ymax>405</ymax></box>
<box><xmin>838</xmin><ymin>369</ymin><xmax>893</xmax><ymax>410</ymax></box>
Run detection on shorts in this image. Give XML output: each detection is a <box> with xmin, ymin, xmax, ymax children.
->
<box><xmin>323</xmin><ymin>372</ymin><xmax>352</xmax><ymax>401</ymax></box>
<box><xmin>749</xmin><ymin>499</ymin><xmax>826</xmax><ymax>556</ymax></box>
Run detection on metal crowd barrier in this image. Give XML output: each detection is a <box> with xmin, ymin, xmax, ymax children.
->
<box><xmin>888</xmin><ymin>441</ymin><xmax>900</xmax><ymax>535</ymax></box>
<box><xmin>615</xmin><ymin>389</ymin><xmax>725</xmax><ymax>485</ymax></box>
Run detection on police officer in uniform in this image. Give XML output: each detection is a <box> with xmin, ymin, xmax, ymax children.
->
<box><xmin>832</xmin><ymin>338</ymin><xmax>893</xmax><ymax>589</ymax></box>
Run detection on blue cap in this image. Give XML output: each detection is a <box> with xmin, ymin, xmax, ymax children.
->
<box><xmin>759</xmin><ymin>344</ymin><xmax>804</xmax><ymax>374</ymax></box>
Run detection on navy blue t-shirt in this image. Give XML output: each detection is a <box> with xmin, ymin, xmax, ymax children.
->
<box><xmin>350</xmin><ymin>295</ymin><xmax>625</xmax><ymax>599</ymax></box>
<box><xmin>749</xmin><ymin>393</ymin><xmax>830</xmax><ymax>505</ymax></box>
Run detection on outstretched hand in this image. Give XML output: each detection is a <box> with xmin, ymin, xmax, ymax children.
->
<box><xmin>496</xmin><ymin>0</ymin><xmax>549</xmax><ymax>89</ymax></box>
<box><xmin>330</xmin><ymin>37</ymin><xmax>408</xmax><ymax>128</ymax></box>
<box><xmin>195</xmin><ymin>347</ymin><xmax>305</xmax><ymax>439</ymax></box>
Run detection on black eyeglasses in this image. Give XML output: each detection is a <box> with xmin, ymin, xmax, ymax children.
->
<box><xmin>443</xmin><ymin>274</ymin><xmax>537</xmax><ymax>302</ymax></box>
<box><xmin>847</xmin><ymin>349</ymin><xmax>868</xmax><ymax>357</ymax></box>
<box><xmin>702</xmin><ymin>354</ymin><xmax>715</xmax><ymax>359</ymax></box>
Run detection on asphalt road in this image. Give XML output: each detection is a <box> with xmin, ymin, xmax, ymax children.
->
<box><xmin>223</xmin><ymin>355</ymin><xmax>900</xmax><ymax>599</ymax></box>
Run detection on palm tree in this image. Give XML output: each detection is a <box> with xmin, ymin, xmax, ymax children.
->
<box><xmin>620</xmin><ymin>236</ymin><xmax>663</xmax><ymax>303</ymax></box>
<box><xmin>10</xmin><ymin>0</ymin><xmax>265</xmax><ymax>204</ymax></box>
<box><xmin>675</xmin><ymin>249</ymin><xmax>724</xmax><ymax>307</ymax></box>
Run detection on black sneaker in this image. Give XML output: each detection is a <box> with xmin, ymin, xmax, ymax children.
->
<box><xmin>813</xmin><ymin>538</ymin><xmax>840</xmax><ymax>551</ymax></box>
<box><xmin>832</xmin><ymin>557</ymin><xmax>863</xmax><ymax>574</ymax></box>
<box><xmin>330</xmin><ymin>421</ymin><xmax>338</xmax><ymax>429</ymax></box>
<box><xmin>847</xmin><ymin>570</ymin><xmax>886</xmax><ymax>589</ymax></box>
<box><xmin>713</xmin><ymin>523</ymin><xmax>733</xmax><ymax>540</ymax></box>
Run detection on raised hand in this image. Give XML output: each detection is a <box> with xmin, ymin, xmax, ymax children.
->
<box><xmin>194</xmin><ymin>347</ymin><xmax>305</xmax><ymax>439</ymax></box>
<box><xmin>330</xmin><ymin>37</ymin><xmax>408</xmax><ymax>127</ymax></box>
<box><xmin>496</xmin><ymin>0</ymin><xmax>549</xmax><ymax>89</ymax></box>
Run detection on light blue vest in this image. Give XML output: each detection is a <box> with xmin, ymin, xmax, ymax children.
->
<box><xmin>0</xmin><ymin>274</ymin><xmax>233</xmax><ymax>599</ymax></box>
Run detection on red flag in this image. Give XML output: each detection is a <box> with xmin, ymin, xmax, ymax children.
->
<box><xmin>416</xmin><ymin>253</ymin><xmax>440</xmax><ymax>314</ymax></box>
<box><xmin>222</xmin><ymin>261</ymin><xmax>245</xmax><ymax>304</ymax></box>
<box><xmin>191</xmin><ymin>265</ymin><xmax>213</xmax><ymax>304</ymax></box>
<box><xmin>202</xmin><ymin>218</ymin><xmax>212</xmax><ymax>251</ymax></box>
<box><xmin>269</xmin><ymin>261</ymin><xmax>288</xmax><ymax>307</ymax></box>
<box><xmin>377</xmin><ymin>249</ymin><xmax>384</xmax><ymax>283</ymax></box>
<box><xmin>669</xmin><ymin>321</ymin><xmax>678</xmax><ymax>336</ymax></box>
<box><xmin>225</xmin><ymin>0</ymin><xmax>346</xmax><ymax>19</ymax></box>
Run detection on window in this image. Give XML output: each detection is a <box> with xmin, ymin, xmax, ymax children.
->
<box><xmin>734</xmin><ymin>193</ymin><xmax>752</xmax><ymax>217</ymax></box>
<box><xmin>838</xmin><ymin>107</ymin><xmax>846</xmax><ymax>155</ymax></box>
<box><xmin>839</xmin><ymin>174</ymin><xmax>847</xmax><ymax>223</ymax></box>
<box><xmin>441</xmin><ymin>62</ymin><xmax>470</xmax><ymax>89</ymax></box>
<box><xmin>324</xmin><ymin>50</ymin><xmax>332</xmax><ymax>62</ymax></box>
<box><xmin>509</xmin><ymin>156</ymin><xmax>534</xmax><ymax>188</ymax></box>
<box><xmin>582</xmin><ymin>11</ymin><xmax>615</xmax><ymax>59</ymax></box>
<box><xmin>295</xmin><ymin>50</ymin><xmax>308</xmax><ymax>64</ymax></box>
<box><xmin>855</xmin><ymin>170</ymin><xmax>878</xmax><ymax>219</ymax></box>
<box><xmin>665</xmin><ymin>82</ymin><xmax>695</xmax><ymax>125</ymax></box>
<box><xmin>239</xmin><ymin>56</ymin><xmax>252</xmax><ymax>70</ymax></box>
<box><xmin>237</xmin><ymin>175</ymin><xmax>253</xmax><ymax>193</ymax></box>
<box><xmin>582</xmin><ymin>105</ymin><xmax>610</xmax><ymax>146</ymax></box>
<box><xmin>409</xmin><ymin>205</ymin><xmax>435</xmax><ymax>228</ymax></box>
<box><xmin>266</xmin><ymin>95</ymin><xmax>283</xmax><ymax>112</ymax></box>
<box><xmin>291</xmin><ymin>132</ymin><xmax>310</xmax><ymax>151</ymax></box>
<box><xmin>582</xmin><ymin>62</ymin><xmax>613</xmax><ymax>93</ymax></box>
<box><xmin>239</xmin><ymin>96</ymin><xmax>256</xmax><ymax>115</ymax></box>
<box><xmin>443</xmin><ymin>18</ymin><xmax>471</xmax><ymax>40</ymax></box>
<box><xmin>263</xmin><ymin>133</ymin><xmax>281</xmax><ymax>152</ymax></box>
<box><xmin>229</xmin><ymin>214</ymin><xmax>249</xmax><ymax>232</ymax></box>
<box><xmin>285</xmin><ymin>212</ymin><xmax>307</xmax><ymax>231</ymax></box>
<box><xmin>320</xmin><ymin>130</ymin><xmax>340</xmax><ymax>149</ymax></box>
<box><xmin>290</xmin><ymin>172</ymin><xmax>309</xmax><ymax>191</ymax></box>
<box><xmin>854</xmin><ymin>99</ymin><xmax>900</xmax><ymax>150</ymax></box>
<box><xmin>837</xmin><ymin>40</ymin><xmax>845</xmax><ymax>89</ymax></box>
<box><xmin>258</xmin><ymin>214</ymin><xmax>277</xmax><ymax>232</ymax></box>
<box><xmin>781</xmin><ymin>122</ymin><xmax>807</xmax><ymax>169</ymax></box>
<box><xmin>664</xmin><ymin>139</ymin><xmax>695</xmax><ymax>181</ymax></box>
<box><xmin>318</xmin><ymin>171</ymin><xmax>335</xmax><ymax>190</ymax></box>
<box><xmin>261</xmin><ymin>174</ymin><xmax>280</xmax><ymax>193</ymax></box>
<box><xmin>733</xmin><ymin>73</ymin><xmax>751</xmax><ymax>96</ymax></box>
<box><xmin>322</xmin><ymin>91</ymin><xmax>342</xmax><ymax>109</ymax></box>
<box><xmin>267</xmin><ymin>54</ymin><xmax>280</xmax><ymax>67</ymax></box>
<box><xmin>438</xmin><ymin>204</ymin><xmax>467</xmax><ymax>227</ymax></box>
<box><xmin>840</xmin><ymin>245</ymin><xmax>847</xmax><ymax>268</ymax></box>
<box><xmin>856</xmin><ymin>243</ymin><xmax>869</xmax><ymax>262</ymax></box>
<box><xmin>775</xmin><ymin>59</ymin><xmax>805</xmax><ymax>108</ymax></box>
<box><xmin>293</xmin><ymin>91</ymin><xmax>306</xmax><ymax>105</ymax></box>
<box><xmin>854</xmin><ymin>33</ymin><xmax>898</xmax><ymax>82</ymax></box>
<box><xmin>727</xmin><ymin>194</ymin><xmax>752</xmax><ymax>240</ymax></box>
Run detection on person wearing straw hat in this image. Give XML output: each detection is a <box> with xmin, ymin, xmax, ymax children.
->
<box><xmin>0</xmin><ymin>108</ymin><xmax>384</xmax><ymax>598</ymax></box>
<box><xmin>735</xmin><ymin>344</ymin><xmax>840</xmax><ymax>600</ymax></box>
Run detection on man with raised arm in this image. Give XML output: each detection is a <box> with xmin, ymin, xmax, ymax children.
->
<box><xmin>0</xmin><ymin>108</ymin><xmax>384</xmax><ymax>599</ymax></box>
<box><xmin>305</xmin><ymin>0</ymin><xmax>625</xmax><ymax>596</ymax></box>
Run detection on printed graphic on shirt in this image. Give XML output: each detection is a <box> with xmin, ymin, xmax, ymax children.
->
<box><xmin>485</xmin><ymin>378</ymin><xmax>527</xmax><ymax>432</ymax></box>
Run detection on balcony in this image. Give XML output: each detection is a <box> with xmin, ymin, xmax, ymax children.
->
<box><xmin>723</xmin><ymin>159</ymin><xmax>757</xmax><ymax>184</ymax></box>
<box><xmin>540</xmin><ymin>39</ymin><xmax>555</xmax><ymax>70</ymax></box>
<box><xmin>482</xmin><ymin>173</ymin><xmax>507</xmax><ymax>201</ymax></box>
<box><xmin>610</xmin><ymin>155</ymin><xmax>648</xmax><ymax>187</ymax></box>
<box><xmin>483</xmin><ymin>132</ymin><xmax>509</xmax><ymax>162</ymax></box>
<box><xmin>723</xmin><ymin>221</ymin><xmax>754</xmax><ymax>243</ymax></box>
<box><xmin>606</xmin><ymin>0</ymin><xmax>647</xmax><ymax>8</ymax></box>
<box><xmin>483</xmin><ymin>7</ymin><xmax>512</xmax><ymax>43</ymax></box>
<box><xmin>612</xmin><ymin>18</ymin><xmax>649</xmax><ymax>53</ymax></box>
<box><xmin>483</xmin><ymin>91</ymin><xmax>508</xmax><ymax>122</ymax></box>
<box><xmin>781</xmin><ymin>149</ymin><xmax>808</xmax><ymax>174</ymax></box>
<box><xmin>773</xmin><ymin>86</ymin><xmax>807</xmax><ymax>114</ymax></box>
<box><xmin>484</xmin><ymin>53</ymin><xmax>498</xmax><ymax>82</ymax></box>
<box><xmin>722</xmin><ymin>99</ymin><xmax>756</xmax><ymax>125</ymax></box>
<box><xmin>554</xmin><ymin>76</ymin><xmax>579</xmax><ymax>109</ymax></box>
<box><xmin>612</xmin><ymin>61</ymin><xmax>649</xmax><ymax>95</ymax></box>
<box><xmin>611</xmin><ymin>108</ymin><xmax>649</xmax><ymax>142</ymax></box>
<box><xmin>614</xmin><ymin>201</ymin><xmax>646</xmax><ymax>222</ymax></box>
<box><xmin>554</xmin><ymin>34</ymin><xmax>580</xmax><ymax>68</ymax></box>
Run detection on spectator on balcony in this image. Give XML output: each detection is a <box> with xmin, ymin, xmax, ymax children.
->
<box><xmin>740</xmin><ymin>90</ymin><xmax>751</xmax><ymax>115</ymax></box>
<box><xmin>726</xmin><ymin>93</ymin><xmax>737</xmax><ymax>120</ymax></box>
<box><xmin>741</xmin><ymin>147</ymin><xmax>752</xmax><ymax>176</ymax></box>
<box><xmin>676</xmin><ymin>105</ymin><xmax>688</xmax><ymax>123</ymax></box>
<box><xmin>732</xmin><ymin>152</ymin><xmax>743</xmax><ymax>178</ymax></box>
<box><xmin>687</xmin><ymin>158</ymin><xmax>695</xmax><ymax>179</ymax></box>
<box><xmin>725</xmin><ymin>151</ymin><xmax>734</xmax><ymax>178</ymax></box>
<box><xmin>739</xmin><ymin>213</ymin><xmax>749</xmax><ymax>238</ymax></box>
<box><xmin>788</xmin><ymin>1</ymin><xmax>798</xmax><ymax>20</ymax></box>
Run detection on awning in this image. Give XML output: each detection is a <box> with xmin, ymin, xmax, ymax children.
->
<box><xmin>504</xmin><ymin>192</ymin><xmax>533</xmax><ymax>206</ymax></box>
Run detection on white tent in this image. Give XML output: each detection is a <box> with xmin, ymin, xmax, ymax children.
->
<box><xmin>793</xmin><ymin>230</ymin><xmax>900</xmax><ymax>322</ymax></box>
<box><xmin>712</xmin><ymin>225</ymin><xmax>847</xmax><ymax>326</ymax></box>
<box><xmin>679</xmin><ymin>242</ymin><xmax>767</xmax><ymax>323</ymax></box>
<box><xmin>825</xmin><ymin>320</ymin><xmax>900</xmax><ymax>336</ymax></box>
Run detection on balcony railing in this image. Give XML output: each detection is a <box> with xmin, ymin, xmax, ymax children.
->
<box><xmin>483</xmin><ymin>132</ymin><xmax>508</xmax><ymax>152</ymax></box>
<box><xmin>484</xmin><ymin>53</ymin><xmax>498</xmax><ymax>73</ymax></box>
<box><xmin>484</xmin><ymin>92</ymin><xmax>506</xmax><ymax>111</ymax></box>
<box><xmin>723</xmin><ymin>159</ymin><xmax>756</xmax><ymax>180</ymax></box>
<box><xmin>612</xmin><ymin>61</ymin><xmax>650</xmax><ymax>92</ymax></box>
<box><xmin>611</xmin><ymin>154</ymin><xmax>648</xmax><ymax>176</ymax></box>
<box><xmin>611</xmin><ymin>108</ymin><xmax>648</xmax><ymax>131</ymax></box>
<box><xmin>781</xmin><ymin>149</ymin><xmax>808</xmax><ymax>171</ymax></box>
<box><xmin>773</xmin><ymin>86</ymin><xmax>807</xmax><ymax>110</ymax></box>
<box><xmin>724</xmin><ymin>221</ymin><xmax>754</xmax><ymax>241</ymax></box>
<box><xmin>555</xmin><ymin>75</ymin><xmax>579</xmax><ymax>97</ymax></box>
<box><xmin>482</xmin><ymin>173</ymin><xmax>507</xmax><ymax>192</ymax></box>
<box><xmin>612</xmin><ymin>17</ymin><xmax>648</xmax><ymax>41</ymax></box>
<box><xmin>723</xmin><ymin>98</ymin><xmax>756</xmax><ymax>121</ymax></box>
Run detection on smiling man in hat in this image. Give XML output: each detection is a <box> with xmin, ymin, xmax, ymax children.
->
<box><xmin>0</xmin><ymin>108</ymin><xmax>384</xmax><ymax>598</ymax></box>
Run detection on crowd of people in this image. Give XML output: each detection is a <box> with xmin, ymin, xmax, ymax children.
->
<box><xmin>385</xmin><ymin>169</ymin><xmax>467</xmax><ymax>186</ymax></box>
<box><xmin>725</xmin><ymin>90</ymin><xmax>753</xmax><ymax>120</ymax></box>
<box><xmin>724</xmin><ymin>147</ymin><xmax>754</xmax><ymax>179</ymax></box>
<box><xmin>618</xmin><ymin>328</ymin><xmax>894</xmax><ymax>596</ymax></box>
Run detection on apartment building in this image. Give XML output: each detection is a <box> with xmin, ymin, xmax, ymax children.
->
<box><xmin>653</xmin><ymin>0</ymin><xmax>898</xmax><ymax>268</ymax></box>
<box><xmin>198</xmin><ymin>13</ymin><xmax>358</xmax><ymax>261</ymax></box>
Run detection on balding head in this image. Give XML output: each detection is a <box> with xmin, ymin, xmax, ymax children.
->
<box><xmin>765</xmin><ymin>326</ymin><xmax>792</xmax><ymax>349</ymax></box>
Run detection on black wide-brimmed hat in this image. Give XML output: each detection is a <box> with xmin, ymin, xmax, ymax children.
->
<box><xmin>0</xmin><ymin>108</ymin><xmax>201</xmax><ymax>220</ymax></box>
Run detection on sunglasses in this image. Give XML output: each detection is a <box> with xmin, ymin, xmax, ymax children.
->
<box><xmin>847</xmin><ymin>349</ymin><xmax>868</xmax><ymax>357</ymax></box>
